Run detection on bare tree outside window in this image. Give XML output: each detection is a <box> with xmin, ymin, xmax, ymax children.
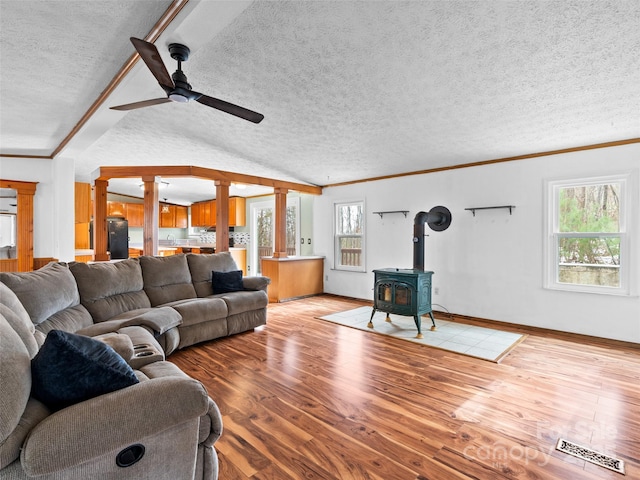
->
<box><xmin>335</xmin><ymin>201</ymin><xmax>364</xmax><ymax>271</ymax></box>
<box><xmin>547</xmin><ymin>175</ymin><xmax>630</xmax><ymax>294</ymax></box>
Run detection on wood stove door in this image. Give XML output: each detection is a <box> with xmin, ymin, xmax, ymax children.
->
<box><xmin>373</xmin><ymin>279</ymin><xmax>415</xmax><ymax>316</ymax></box>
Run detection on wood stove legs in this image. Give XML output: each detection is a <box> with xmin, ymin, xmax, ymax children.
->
<box><xmin>367</xmin><ymin>309</ymin><xmax>437</xmax><ymax>339</ymax></box>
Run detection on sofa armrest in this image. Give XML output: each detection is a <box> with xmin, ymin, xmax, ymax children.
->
<box><xmin>76</xmin><ymin>307</ymin><xmax>182</xmax><ymax>337</ymax></box>
<box><xmin>242</xmin><ymin>275</ymin><xmax>270</xmax><ymax>292</ymax></box>
<box><xmin>198</xmin><ymin>397</ymin><xmax>224</xmax><ymax>448</ymax></box>
<box><xmin>21</xmin><ymin>377</ymin><xmax>209</xmax><ymax>476</ymax></box>
<box><xmin>91</xmin><ymin>332</ymin><xmax>135</xmax><ymax>362</ymax></box>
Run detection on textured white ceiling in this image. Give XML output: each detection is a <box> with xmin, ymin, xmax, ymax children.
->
<box><xmin>1</xmin><ymin>1</ymin><xmax>639</xmax><ymax>203</ymax></box>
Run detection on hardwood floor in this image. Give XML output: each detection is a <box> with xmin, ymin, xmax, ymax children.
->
<box><xmin>170</xmin><ymin>295</ymin><xmax>640</xmax><ymax>479</ymax></box>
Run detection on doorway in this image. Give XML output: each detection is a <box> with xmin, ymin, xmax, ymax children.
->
<box><xmin>250</xmin><ymin>197</ymin><xmax>300</xmax><ymax>275</ymax></box>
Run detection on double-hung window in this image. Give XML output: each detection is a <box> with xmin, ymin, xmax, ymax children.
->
<box><xmin>334</xmin><ymin>201</ymin><xmax>365</xmax><ymax>272</ymax></box>
<box><xmin>545</xmin><ymin>173</ymin><xmax>634</xmax><ymax>295</ymax></box>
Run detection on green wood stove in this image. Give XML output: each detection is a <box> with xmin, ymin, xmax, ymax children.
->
<box><xmin>369</xmin><ymin>268</ymin><xmax>436</xmax><ymax>339</ymax></box>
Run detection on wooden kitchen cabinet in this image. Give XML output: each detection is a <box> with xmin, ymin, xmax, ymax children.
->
<box><xmin>204</xmin><ymin>200</ymin><xmax>215</xmax><ymax>227</ymax></box>
<box><xmin>107</xmin><ymin>201</ymin><xmax>127</xmax><ymax>217</ymax></box>
<box><xmin>159</xmin><ymin>203</ymin><xmax>188</xmax><ymax>228</ymax></box>
<box><xmin>74</xmin><ymin>182</ymin><xmax>92</xmax><ymax>224</ymax></box>
<box><xmin>126</xmin><ymin>203</ymin><xmax>144</xmax><ymax>227</ymax></box>
<box><xmin>229</xmin><ymin>197</ymin><xmax>246</xmax><ymax>227</ymax></box>
<box><xmin>190</xmin><ymin>202</ymin><xmax>202</xmax><ymax>227</ymax></box>
<box><xmin>190</xmin><ymin>200</ymin><xmax>216</xmax><ymax>227</ymax></box>
<box><xmin>190</xmin><ymin>198</ymin><xmax>244</xmax><ymax>227</ymax></box>
<box><xmin>159</xmin><ymin>203</ymin><xmax>175</xmax><ymax>228</ymax></box>
<box><xmin>74</xmin><ymin>222</ymin><xmax>90</xmax><ymax>249</ymax></box>
<box><xmin>174</xmin><ymin>205</ymin><xmax>188</xmax><ymax>228</ymax></box>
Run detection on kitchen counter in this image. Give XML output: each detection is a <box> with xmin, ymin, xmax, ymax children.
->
<box><xmin>261</xmin><ymin>256</ymin><xmax>325</xmax><ymax>302</ymax></box>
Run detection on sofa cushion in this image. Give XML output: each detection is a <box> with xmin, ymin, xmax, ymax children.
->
<box><xmin>219</xmin><ymin>290</ymin><xmax>269</xmax><ymax>316</ymax></box>
<box><xmin>187</xmin><ymin>252</ymin><xmax>239</xmax><ymax>297</ymax></box>
<box><xmin>212</xmin><ymin>270</ymin><xmax>244</xmax><ymax>294</ymax></box>
<box><xmin>140</xmin><ymin>254</ymin><xmax>197</xmax><ymax>306</ymax></box>
<box><xmin>31</xmin><ymin>330</ymin><xmax>139</xmax><ymax>411</ymax></box>
<box><xmin>0</xmin><ymin>262</ymin><xmax>80</xmax><ymax>326</ymax></box>
<box><xmin>0</xmin><ymin>282</ymin><xmax>38</xmax><ymax>358</ymax></box>
<box><xmin>70</xmin><ymin>259</ymin><xmax>151</xmax><ymax>322</ymax></box>
<box><xmin>0</xmin><ymin>314</ymin><xmax>32</xmax><ymax>451</ymax></box>
<box><xmin>169</xmin><ymin>297</ymin><xmax>228</xmax><ymax>327</ymax></box>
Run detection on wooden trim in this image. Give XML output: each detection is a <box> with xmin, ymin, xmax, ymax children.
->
<box><xmin>0</xmin><ymin>179</ymin><xmax>38</xmax><ymax>194</ymax></box>
<box><xmin>0</xmin><ymin>153</ymin><xmax>52</xmax><ymax>160</ymax></box>
<box><xmin>326</xmin><ymin>137</ymin><xmax>640</xmax><ymax>188</ymax></box>
<box><xmin>93</xmin><ymin>165</ymin><xmax>323</xmax><ymax>195</ymax></box>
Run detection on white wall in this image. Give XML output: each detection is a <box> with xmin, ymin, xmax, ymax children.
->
<box><xmin>314</xmin><ymin>143</ymin><xmax>640</xmax><ymax>343</ymax></box>
<box><xmin>0</xmin><ymin>156</ymin><xmax>76</xmax><ymax>262</ymax></box>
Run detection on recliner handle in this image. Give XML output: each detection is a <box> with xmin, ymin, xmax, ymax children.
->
<box><xmin>116</xmin><ymin>444</ymin><xmax>145</xmax><ymax>467</ymax></box>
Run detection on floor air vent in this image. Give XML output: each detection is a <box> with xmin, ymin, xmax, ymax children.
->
<box><xmin>556</xmin><ymin>439</ymin><xmax>625</xmax><ymax>475</ymax></box>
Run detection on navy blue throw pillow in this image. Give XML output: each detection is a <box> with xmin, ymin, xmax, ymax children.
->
<box><xmin>31</xmin><ymin>330</ymin><xmax>139</xmax><ymax>411</ymax></box>
<box><xmin>211</xmin><ymin>270</ymin><xmax>244</xmax><ymax>294</ymax></box>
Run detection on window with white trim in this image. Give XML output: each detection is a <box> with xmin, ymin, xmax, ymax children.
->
<box><xmin>334</xmin><ymin>201</ymin><xmax>365</xmax><ymax>272</ymax></box>
<box><xmin>545</xmin><ymin>173</ymin><xmax>633</xmax><ymax>295</ymax></box>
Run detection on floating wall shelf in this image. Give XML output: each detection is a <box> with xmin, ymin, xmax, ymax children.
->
<box><xmin>465</xmin><ymin>205</ymin><xmax>516</xmax><ymax>216</ymax></box>
<box><xmin>372</xmin><ymin>210</ymin><xmax>409</xmax><ymax>218</ymax></box>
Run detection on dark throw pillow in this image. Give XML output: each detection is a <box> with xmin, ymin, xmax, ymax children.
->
<box><xmin>211</xmin><ymin>270</ymin><xmax>244</xmax><ymax>294</ymax></box>
<box><xmin>31</xmin><ymin>330</ymin><xmax>139</xmax><ymax>411</ymax></box>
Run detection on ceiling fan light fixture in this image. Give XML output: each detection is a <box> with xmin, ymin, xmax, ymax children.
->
<box><xmin>169</xmin><ymin>92</ymin><xmax>189</xmax><ymax>103</ymax></box>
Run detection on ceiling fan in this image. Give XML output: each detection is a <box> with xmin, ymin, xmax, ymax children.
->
<box><xmin>110</xmin><ymin>37</ymin><xmax>264</xmax><ymax>124</ymax></box>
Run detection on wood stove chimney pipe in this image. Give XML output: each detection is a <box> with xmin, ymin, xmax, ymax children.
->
<box><xmin>412</xmin><ymin>206</ymin><xmax>452</xmax><ymax>271</ymax></box>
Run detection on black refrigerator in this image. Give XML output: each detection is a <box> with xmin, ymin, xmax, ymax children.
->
<box><xmin>108</xmin><ymin>219</ymin><xmax>129</xmax><ymax>259</ymax></box>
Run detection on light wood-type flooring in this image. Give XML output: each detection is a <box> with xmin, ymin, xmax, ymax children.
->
<box><xmin>170</xmin><ymin>295</ymin><xmax>640</xmax><ymax>479</ymax></box>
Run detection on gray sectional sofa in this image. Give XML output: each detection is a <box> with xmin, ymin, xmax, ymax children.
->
<box><xmin>0</xmin><ymin>252</ymin><xmax>269</xmax><ymax>480</ymax></box>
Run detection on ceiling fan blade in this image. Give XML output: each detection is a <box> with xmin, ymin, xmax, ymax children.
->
<box><xmin>110</xmin><ymin>98</ymin><xmax>172</xmax><ymax>111</ymax></box>
<box><xmin>130</xmin><ymin>37</ymin><xmax>174</xmax><ymax>91</ymax></box>
<box><xmin>195</xmin><ymin>93</ymin><xmax>264</xmax><ymax>124</ymax></box>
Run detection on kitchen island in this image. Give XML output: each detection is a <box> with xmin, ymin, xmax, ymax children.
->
<box><xmin>261</xmin><ymin>256</ymin><xmax>324</xmax><ymax>302</ymax></box>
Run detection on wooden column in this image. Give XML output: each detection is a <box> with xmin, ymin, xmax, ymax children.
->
<box><xmin>215</xmin><ymin>180</ymin><xmax>230</xmax><ymax>253</ymax></box>
<box><xmin>1</xmin><ymin>180</ymin><xmax>37</xmax><ymax>271</ymax></box>
<box><xmin>273</xmin><ymin>187</ymin><xmax>288</xmax><ymax>258</ymax></box>
<box><xmin>142</xmin><ymin>176</ymin><xmax>160</xmax><ymax>256</ymax></box>
<box><xmin>93</xmin><ymin>179</ymin><xmax>109</xmax><ymax>261</ymax></box>
<box><xmin>15</xmin><ymin>190</ymin><xmax>34</xmax><ymax>271</ymax></box>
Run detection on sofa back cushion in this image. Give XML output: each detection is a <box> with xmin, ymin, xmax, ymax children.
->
<box><xmin>70</xmin><ymin>258</ymin><xmax>151</xmax><ymax>322</ymax></box>
<box><xmin>0</xmin><ymin>282</ymin><xmax>39</xmax><ymax>357</ymax></box>
<box><xmin>0</xmin><ymin>313</ymin><xmax>32</xmax><ymax>453</ymax></box>
<box><xmin>0</xmin><ymin>263</ymin><xmax>93</xmax><ymax>336</ymax></box>
<box><xmin>187</xmin><ymin>252</ymin><xmax>239</xmax><ymax>297</ymax></box>
<box><xmin>139</xmin><ymin>254</ymin><xmax>197</xmax><ymax>306</ymax></box>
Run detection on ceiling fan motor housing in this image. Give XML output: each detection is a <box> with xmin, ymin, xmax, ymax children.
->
<box><xmin>168</xmin><ymin>43</ymin><xmax>190</xmax><ymax>62</ymax></box>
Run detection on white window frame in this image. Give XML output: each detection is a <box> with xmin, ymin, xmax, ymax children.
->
<box><xmin>249</xmin><ymin>197</ymin><xmax>300</xmax><ymax>275</ymax></box>
<box><xmin>544</xmin><ymin>172</ymin><xmax>636</xmax><ymax>296</ymax></box>
<box><xmin>334</xmin><ymin>200</ymin><xmax>366</xmax><ymax>272</ymax></box>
